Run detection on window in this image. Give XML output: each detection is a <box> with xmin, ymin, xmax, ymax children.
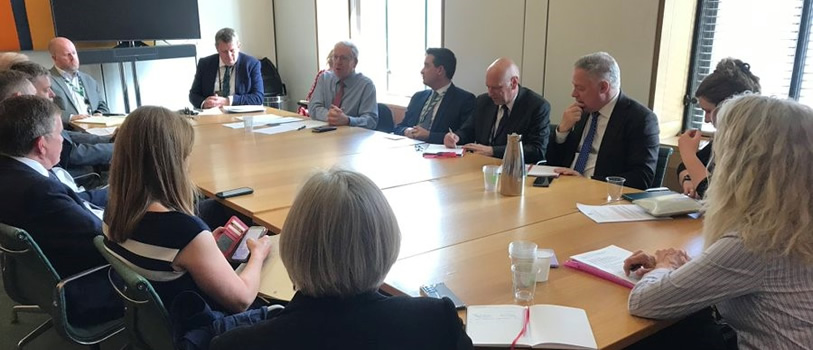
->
<box><xmin>685</xmin><ymin>0</ymin><xmax>812</xmax><ymax>132</ymax></box>
<box><xmin>350</xmin><ymin>0</ymin><xmax>442</xmax><ymax>101</ymax></box>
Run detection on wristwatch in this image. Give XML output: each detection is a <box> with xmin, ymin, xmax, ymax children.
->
<box><xmin>682</xmin><ymin>175</ymin><xmax>692</xmax><ymax>183</ymax></box>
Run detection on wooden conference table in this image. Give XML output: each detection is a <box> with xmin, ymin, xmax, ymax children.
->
<box><xmin>80</xmin><ymin>107</ymin><xmax>705</xmax><ymax>349</ymax></box>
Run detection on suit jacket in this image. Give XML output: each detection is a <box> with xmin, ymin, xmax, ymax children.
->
<box><xmin>455</xmin><ymin>86</ymin><xmax>550</xmax><ymax>163</ymax></box>
<box><xmin>210</xmin><ymin>291</ymin><xmax>473</xmax><ymax>350</ymax></box>
<box><xmin>0</xmin><ymin>156</ymin><xmax>106</xmax><ymax>277</ymax></box>
<box><xmin>49</xmin><ymin>67</ymin><xmax>109</xmax><ymax>125</ymax></box>
<box><xmin>547</xmin><ymin>92</ymin><xmax>660</xmax><ymax>190</ymax></box>
<box><xmin>394</xmin><ymin>84</ymin><xmax>476</xmax><ymax>144</ymax></box>
<box><xmin>59</xmin><ymin>130</ymin><xmax>113</xmax><ymax>177</ymax></box>
<box><xmin>189</xmin><ymin>52</ymin><xmax>264</xmax><ymax>108</ymax></box>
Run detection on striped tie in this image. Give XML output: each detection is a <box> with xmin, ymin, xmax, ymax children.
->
<box><xmin>418</xmin><ymin>91</ymin><xmax>442</xmax><ymax>129</ymax></box>
<box><xmin>573</xmin><ymin>112</ymin><xmax>599</xmax><ymax>175</ymax></box>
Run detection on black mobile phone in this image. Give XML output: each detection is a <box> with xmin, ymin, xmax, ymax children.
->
<box><xmin>312</xmin><ymin>126</ymin><xmax>337</xmax><ymax>133</ymax></box>
<box><xmin>533</xmin><ymin>176</ymin><xmax>555</xmax><ymax>187</ymax></box>
<box><xmin>420</xmin><ymin>282</ymin><xmax>466</xmax><ymax>309</ymax></box>
<box><xmin>230</xmin><ymin>226</ymin><xmax>268</xmax><ymax>263</ymax></box>
<box><xmin>215</xmin><ymin>187</ymin><xmax>254</xmax><ymax>199</ymax></box>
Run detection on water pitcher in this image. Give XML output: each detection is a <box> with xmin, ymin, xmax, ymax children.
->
<box><xmin>499</xmin><ymin>133</ymin><xmax>525</xmax><ymax>196</ymax></box>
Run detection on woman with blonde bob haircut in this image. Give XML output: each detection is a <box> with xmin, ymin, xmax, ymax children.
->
<box><xmin>103</xmin><ymin>106</ymin><xmax>272</xmax><ymax>316</ymax></box>
<box><xmin>623</xmin><ymin>95</ymin><xmax>813</xmax><ymax>350</ymax></box>
<box><xmin>210</xmin><ymin>169</ymin><xmax>473</xmax><ymax>350</ymax></box>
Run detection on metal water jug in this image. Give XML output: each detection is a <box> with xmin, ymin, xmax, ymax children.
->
<box><xmin>499</xmin><ymin>133</ymin><xmax>525</xmax><ymax>196</ymax></box>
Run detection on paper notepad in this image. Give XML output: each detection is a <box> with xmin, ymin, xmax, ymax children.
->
<box><xmin>526</xmin><ymin>164</ymin><xmax>559</xmax><ymax>177</ymax></box>
<box><xmin>565</xmin><ymin>245</ymin><xmax>639</xmax><ymax>288</ymax></box>
<box><xmin>466</xmin><ymin>304</ymin><xmax>597</xmax><ymax>349</ymax></box>
<box><xmin>79</xmin><ymin>116</ymin><xmax>126</xmax><ymax>126</ymax></box>
<box><xmin>577</xmin><ymin>203</ymin><xmax>667</xmax><ymax>223</ymax></box>
<box><xmin>257</xmin><ymin>235</ymin><xmax>295</xmax><ymax>301</ymax></box>
<box><xmin>422</xmin><ymin>144</ymin><xmax>464</xmax><ymax>156</ymax></box>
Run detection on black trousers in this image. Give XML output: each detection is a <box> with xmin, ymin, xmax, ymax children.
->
<box><xmin>625</xmin><ymin>308</ymin><xmax>738</xmax><ymax>350</ymax></box>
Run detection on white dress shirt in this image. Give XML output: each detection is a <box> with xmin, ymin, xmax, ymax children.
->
<box><xmin>212</xmin><ymin>56</ymin><xmax>238</xmax><ymax>105</ymax></box>
<box><xmin>55</xmin><ymin>66</ymin><xmax>90</xmax><ymax>115</ymax></box>
<box><xmin>492</xmin><ymin>94</ymin><xmax>517</xmax><ymax>140</ymax></box>
<box><xmin>555</xmin><ymin>93</ymin><xmax>619</xmax><ymax>178</ymax></box>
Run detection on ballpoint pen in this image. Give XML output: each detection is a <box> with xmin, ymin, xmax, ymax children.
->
<box><xmin>296</xmin><ymin>125</ymin><xmax>306</xmax><ymax>131</ymax></box>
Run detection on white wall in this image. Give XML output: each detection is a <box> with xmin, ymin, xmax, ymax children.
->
<box><xmin>273</xmin><ymin>0</ymin><xmax>319</xmax><ymax>107</ymax></box>
<box><xmin>23</xmin><ymin>0</ymin><xmax>276</xmax><ymax>112</ymax></box>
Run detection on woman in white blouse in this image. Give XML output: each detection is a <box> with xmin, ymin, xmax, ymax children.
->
<box><xmin>623</xmin><ymin>94</ymin><xmax>813</xmax><ymax>350</ymax></box>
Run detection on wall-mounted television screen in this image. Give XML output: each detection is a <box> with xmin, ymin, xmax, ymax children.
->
<box><xmin>51</xmin><ymin>0</ymin><xmax>201</xmax><ymax>42</ymax></box>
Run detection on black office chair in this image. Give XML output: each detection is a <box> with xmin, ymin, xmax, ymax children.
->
<box><xmin>653</xmin><ymin>146</ymin><xmax>674</xmax><ymax>188</ymax></box>
<box><xmin>376</xmin><ymin>103</ymin><xmax>394</xmax><ymax>133</ymax></box>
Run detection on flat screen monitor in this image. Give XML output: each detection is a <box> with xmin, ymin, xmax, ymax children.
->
<box><xmin>51</xmin><ymin>0</ymin><xmax>201</xmax><ymax>42</ymax></box>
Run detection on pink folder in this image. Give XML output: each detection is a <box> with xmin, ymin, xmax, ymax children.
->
<box><xmin>564</xmin><ymin>260</ymin><xmax>635</xmax><ymax>289</ymax></box>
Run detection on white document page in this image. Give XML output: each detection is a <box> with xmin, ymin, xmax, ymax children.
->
<box><xmin>422</xmin><ymin>144</ymin><xmax>464</xmax><ymax>155</ymax></box>
<box><xmin>529</xmin><ymin>305</ymin><xmax>597</xmax><ymax>349</ymax></box>
<box><xmin>222</xmin><ymin>105</ymin><xmax>266</xmax><ymax>113</ymax></box>
<box><xmin>526</xmin><ymin>164</ymin><xmax>559</xmax><ymax>177</ymax></box>
<box><xmin>577</xmin><ymin>203</ymin><xmax>667</xmax><ymax>223</ymax></box>
<box><xmin>466</xmin><ymin>305</ymin><xmax>528</xmax><ymax>346</ymax></box>
<box><xmin>85</xmin><ymin>126</ymin><xmax>117</xmax><ymax>136</ymax></box>
<box><xmin>79</xmin><ymin>116</ymin><xmax>126</xmax><ymax>126</ymax></box>
<box><xmin>223</xmin><ymin>116</ymin><xmax>303</xmax><ymax>129</ymax></box>
<box><xmin>253</xmin><ymin>120</ymin><xmax>327</xmax><ymax>135</ymax></box>
<box><xmin>570</xmin><ymin>245</ymin><xmax>639</xmax><ymax>286</ymax></box>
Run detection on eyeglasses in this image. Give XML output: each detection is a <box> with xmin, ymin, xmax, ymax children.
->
<box><xmin>332</xmin><ymin>55</ymin><xmax>353</xmax><ymax>62</ymax></box>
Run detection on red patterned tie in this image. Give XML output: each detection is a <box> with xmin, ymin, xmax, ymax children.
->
<box><xmin>332</xmin><ymin>81</ymin><xmax>345</xmax><ymax>107</ymax></box>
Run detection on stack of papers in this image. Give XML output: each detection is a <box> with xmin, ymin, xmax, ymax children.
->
<box><xmin>421</xmin><ymin>144</ymin><xmax>464</xmax><ymax>156</ymax></box>
<box><xmin>576</xmin><ymin>203</ymin><xmax>667</xmax><ymax>223</ymax></box>
<box><xmin>79</xmin><ymin>116</ymin><xmax>126</xmax><ymax>126</ymax></box>
<box><xmin>254</xmin><ymin>120</ymin><xmax>327</xmax><ymax>135</ymax></box>
<box><xmin>527</xmin><ymin>164</ymin><xmax>559</xmax><ymax>177</ymax></box>
<box><xmin>222</xmin><ymin>105</ymin><xmax>266</xmax><ymax>113</ymax></box>
<box><xmin>223</xmin><ymin>115</ymin><xmax>303</xmax><ymax>129</ymax></box>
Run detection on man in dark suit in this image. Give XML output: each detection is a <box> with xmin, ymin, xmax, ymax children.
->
<box><xmin>48</xmin><ymin>37</ymin><xmax>110</xmax><ymax>125</ymax></box>
<box><xmin>548</xmin><ymin>52</ymin><xmax>660</xmax><ymax>190</ymax></box>
<box><xmin>189</xmin><ymin>28</ymin><xmax>264</xmax><ymax>108</ymax></box>
<box><xmin>394</xmin><ymin>48</ymin><xmax>475</xmax><ymax>144</ymax></box>
<box><xmin>9</xmin><ymin>63</ymin><xmax>113</xmax><ymax>178</ymax></box>
<box><xmin>444</xmin><ymin>58</ymin><xmax>550</xmax><ymax>163</ymax></box>
<box><xmin>0</xmin><ymin>96</ymin><xmax>108</xmax><ymax>277</ymax></box>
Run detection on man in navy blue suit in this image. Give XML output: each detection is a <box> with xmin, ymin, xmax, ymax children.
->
<box><xmin>0</xmin><ymin>96</ymin><xmax>108</xmax><ymax>277</ymax></box>
<box><xmin>394</xmin><ymin>48</ymin><xmax>475</xmax><ymax>144</ymax></box>
<box><xmin>189</xmin><ymin>28</ymin><xmax>264</xmax><ymax>108</ymax></box>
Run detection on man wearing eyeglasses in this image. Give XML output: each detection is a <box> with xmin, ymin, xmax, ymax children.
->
<box><xmin>189</xmin><ymin>27</ymin><xmax>264</xmax><ymax>109</ymax></box>
<box><xmin>309</xmin><ymin>41</ymin><xmax>378</xmax><ymax>129</ymax></box>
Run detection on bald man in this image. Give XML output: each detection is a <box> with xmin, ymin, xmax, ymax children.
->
<box><xmin>48</xmin><ymin>37</ymin><xmax>109</xmax><ymax>125</ymax></box>
<box><xmin>444</xmin><ymin>58</ymin><xmax>550</xmax><ymax>163</ymax></box>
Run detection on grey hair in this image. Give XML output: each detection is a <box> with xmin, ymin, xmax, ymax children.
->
<box><xmin>0</xmin><ymin>95</ymin><xmax>61</xmax><ymax>157</ymax></box>
<box><xmin>0</xmin><ymin>70</ymin><xmax>35</xmax><ymax>101</ymax></box>
<box><xmin>280</xmin><ymin>169</ymin><xmax>401</xmax><ymax>297</ymax></box>
<box><xmin>575</xmin><ymin>52</ymin><xmax>621</xmax><ymax>90</ymax></box>
<box><xmin>215</xmin><ymin>27</ymin><xmax>239</xmax><ymax>44</ymax></box>
<box><xmin>335</xmin><ymin>41</ymin><xmax>359</xmax><ymax>61</ymax></box>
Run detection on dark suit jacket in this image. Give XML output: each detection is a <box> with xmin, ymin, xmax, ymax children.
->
<box><xmin>394</xmin><ymin>84</ymin><xmax>475</xmax><ymax>144</ymax></box>
<box><xmin>59</xmin><ymin>130</ymin><xmax>113</xmax><ymax>177</ymax></box>
<box><xmin>0</xmin><ymin>156</ymin><xmax>106</xmax><ymax>277</ymax></box>
<box><xmin>455</xmin><ymin>86</ymin><xmax>550</xmax><ymax>163</ymax></box>
<box><xmin>49</xmin><ymin>67</ymin><xmax>110</xmax><ymax>125</ymax></box>
<box><xmin>547</xmin><ymin>92</ymin><xmax>660</xmax><ymax>190</ymax></box>
<box><xmin>189</xmin><ymin>52</ymin><xmax>264</xmax><ymax>107</ymax></box>
<box><xmin>210</xmin><ymin>291</ymin><xmax>473</xmax><ymax>350</ymax></box>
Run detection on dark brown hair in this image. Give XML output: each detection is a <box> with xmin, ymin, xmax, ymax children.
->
<box><xmin>695</xmin><ymin>58</ymin><xmax>761</xmax><ymax>105</ymax></box>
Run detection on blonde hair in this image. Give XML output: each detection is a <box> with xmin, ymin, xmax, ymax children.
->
<box><xmin>106</xmin><ymin>106</ymin><xmax>197</xmax><ymax>242</ymax></box>
<box><xmin>280</xmin><ymin>169</ymin><xmax>401</xmax><ymax>297</ymax></box>
<box><xmin>703</xmin><ymin>95</ymin><xmax>813</xmax><ymax>263</ymax></box>
<box><xmin>0</xmin><ymin>52</ymin><xmax>29</xmax><ymax>71</ymax></box>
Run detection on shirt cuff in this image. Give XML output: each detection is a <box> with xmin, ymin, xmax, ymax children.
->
<box><xmin>555</xmin><ymin>128</ymin><xmax>569</xmax><ymax>144</ymax></box>
<box><xmin>347</xmin><ymin>116</ymin><xmax>357</xmax><ymax>127</ymax></box>
<box><xmin>228</xmin><ymin>96</ymin><xmax>233</xmax><ymax>105</ymax></box>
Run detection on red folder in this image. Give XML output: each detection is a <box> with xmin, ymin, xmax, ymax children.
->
<box><xmin>564</xmin><ymin>260</ymin><xmax>635</xmax><ymax>289</ymax></box>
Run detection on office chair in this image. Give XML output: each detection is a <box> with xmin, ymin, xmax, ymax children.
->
<box><xmin>376</xmin><ymin>103</ymin><xmax>394</xmax><ymax>133</ymax></box>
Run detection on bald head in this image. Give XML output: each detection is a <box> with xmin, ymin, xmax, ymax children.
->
<box><xmin>49</xmin><ymin>37</ymin><xmax>80</xmax><ymax>72</ymax></box>
<box><xmin>485</xmin><ymin>58</ymin><xmax>520</xmax><ymax>106</ymax></box>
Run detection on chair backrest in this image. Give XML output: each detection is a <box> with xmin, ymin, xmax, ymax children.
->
<box><xmin>93</xmin><ymin>236</ymin><xmax>175</xmax><ymax>350</ymax></box>
<box><xmin>377</xmin><ymin>103</ymin><xmax>394</xmax><ymax>133</ymax></box>
<box><xmin>0</xmin><ymin>223</ymin><xmax>61</xmax><ymax>313</ymax></box>
<box><xmin>653</xmin><ymin>146</ymin><xmax>674</xmax><ymax>188</ymax></box>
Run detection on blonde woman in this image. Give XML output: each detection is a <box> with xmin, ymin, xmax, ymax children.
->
<box><xmin>624</xmin><ymin>95</ymin><xmax>813</xmax><ymax>349</ymax></box>
<box><xmin>102</xmin><ymin>106</ymin><xmax>272</xmax><ymax>315</ymax></box>
<box><xmin>0</xmin><ymin>52</ymin><xmax>29</xmax><ymax>70</ymax></box>
<box><xmin>210</xmin><ymin>170</ymin><xmax>473</xmax><ymax>350</ymax></box>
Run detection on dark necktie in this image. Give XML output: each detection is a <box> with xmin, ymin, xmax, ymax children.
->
<box><xmin>491</xmin><ymin>105</ymin><xmax>510</xmax><ymax>144</ymax></box>
<box><xmin>418</xmin><ymin>91</ymin><xmax>442</xmax><ymax>129</ymax></box>
<box><xmin>574</xmin><ymin>112</ymin><xmax>599</xmax><ymax>175</ymax></box>
<box><xmin>221</xmin><ymin>66</ymin><xmax>232</xmax><ymax>97</ymax></box>
<box><xmin>332</xmin><ymin>80</ymin><xmax>345</xmax><ymax>107</ymax></box>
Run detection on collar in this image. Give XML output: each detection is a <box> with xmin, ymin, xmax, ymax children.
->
<box><xmin>219</xmin><ymin>55</ymin><xmax>239</xmax><ymax>68</ymax></box>
<box><xmin>55</xmin><ymin>66</ymin><xmax>77</xmax><ymax>81</ymax></box>
<box><xmin>504</xmin><ymin>90</ymin><xmax>518</xmax><ymax>112</ymax></box>
<box><xmin>10</xmin><ymin>156</ymin><xmax>49</xmax><ymax>177</ymax></box>
<box><xmin>335</xmin><ymin>71</ymin><xmax>360</xmax><ymax>85</ymax></box>
<box><xmin>434</xmin><ymin>82</ymin><xmax>452</xmax><ymax>95</ymax></box>
<box><xmin>286</xmin><ymin>290</ymin><xmax>386</xmax><ymax>310</ymax></box>
<box><xmin>597</xmin><ymin>92</ymin><xmax>620</xmax><ymax>119</ymax></box>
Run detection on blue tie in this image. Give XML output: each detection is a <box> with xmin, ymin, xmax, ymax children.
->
<box><xmin>573</xmin><ymin>112</ymin><xmax>599</xmax><ymax>175</ymax></box>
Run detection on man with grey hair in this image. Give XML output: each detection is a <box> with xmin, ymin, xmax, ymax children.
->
<box><xmin>309</xmin><ymin>41</ymin><xmax>378</xmax><ymax>129</ymax></box>
<box><xmin>189</xmin><ymin>27</ymin><xmax>264</xmax><ymax>108</ymax></box>
<box><xmin>548</xmin><ymin>52</ymin><xmax>659</xmax><ymax>190</ymax></box>
<box><xmin>444</xmin><ymin>57</ymin><xmax>550</xmax><ymax>163</ymax></box>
